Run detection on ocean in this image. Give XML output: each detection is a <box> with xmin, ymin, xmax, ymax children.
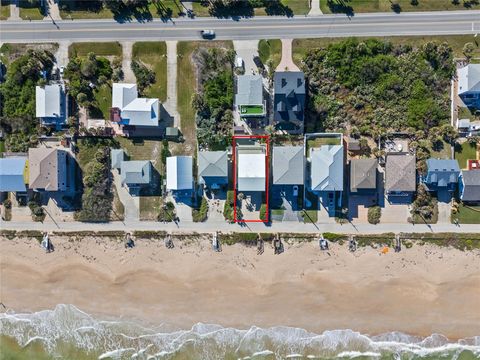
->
<box><xmin>0</xmin><ymin>304</ymin><xmax>479</xmax><ymax>360</ymax></box>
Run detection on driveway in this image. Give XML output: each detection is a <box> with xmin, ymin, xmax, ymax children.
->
<box><xmin>276</xmin><ymin>39</ymin><xmax>300</xmax><ymax>72</ymax></box>
<box><xmin>121</xmin><ymin>41</ymin><xmax>136</xmax><ymax>83</ymax></box>
<box><xmin>233</xmin><ymin>40</ymin><xmax>259</xmax><ymax>74</ymax></box>
<box><xmin>112</xmin><ymin>171</ymin><xmax>139</xmax><ymax>222</ymax></box>
<box><xmin>165</xmin><ymin>41</ymin><xmax>180</xmax><ymax>128</ymax></box>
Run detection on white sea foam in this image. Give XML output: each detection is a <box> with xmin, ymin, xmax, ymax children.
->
<box><xmin>1</xmin><ymin>304</ymin><xmax>479</xmax><ymax>359</ymax></box>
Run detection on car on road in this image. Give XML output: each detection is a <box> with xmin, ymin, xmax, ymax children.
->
<box><xmin>201</xmin><ymin>29</ymin><xmax>215</xmax><ymax>39</ymax></box>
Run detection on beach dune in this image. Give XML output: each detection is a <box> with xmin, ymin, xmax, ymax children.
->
<box><xmin>1</xmin><ymin>235</ymin><xmax>479</xmax><ymax>339</ymax></box>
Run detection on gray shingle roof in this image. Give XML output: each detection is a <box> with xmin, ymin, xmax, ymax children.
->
<box><xmin>385</xmin><ymin>154</ymin><xmax>416</xmax><ymax>192</ymax></box>
<box><xmin>198</xmin><ymin>151</ymin><xmax>228</xmax><ymax>178</ymax></box>
<box><xmin>272</xmin><ymin>146</ymin><xmax>304</xmax><ymax>185</ymax></box>
<box><xmin>120</xmin><ymin>160</ymin><xmax>151</xmax><ymax>185</ymax></box>
<box><xmin>461</xmin><ymin>170</ymin><xmax>480</xmax><ymax>202</ymax></box>
<box><xmin>310</xmin><ymin>145</ymin><xmax>344</xmax><ymax>191</ymax></box>
<box><xmin>350</xmin><ymin>158</ymin><xmax>377</xmax><ymax>192</ymax></box>
<box><xmin>235</xmin><ymin>75</ymin><xmax>263</xmax><ymax>106</ymax></box>
<box><xmin>111</xmin><ymin>149</ymin><xmax>124</xmax><ymax>170</ymax></box>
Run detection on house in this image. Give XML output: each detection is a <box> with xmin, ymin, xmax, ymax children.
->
<box><xmin>0</xmin><ymin>157</ymin><xmax>27</xmax><ymax>192</ymax></box>
<box><xmin>272</xmin><ymin>146</ymin><xmax>304</xmax><ymax>185</ymax></box>
<box><xmin>36</xmin><ymin>84</ymin><xmax>65</xmax><ymax>127</ymax></box>
<box><xmin>111</xmin><ymin>83</ymin><xmax>160</xmax><ymax>131</ymax></box>
<box><xmin>385</xmin><ymin>154</ymin><xmax>416</xmax><ymax>199</ymax></box>
<box><xmin>310</xmin><ymin>145</ymin><xmax>344</xmax><ymax>192</ymax></box>
<box><xmin>350</xmin><ymin>158</ymin><xmax>377</xmax><ymax>193</ymax></box>
<box><xmin>120</xmin><ymin>160</ymin><xmax>151</xmax><ymax>190</ymax></box>
<box><xmin>459</xmin><ymin>169</ymin><xmax>480</xmax><ymax>204</ymax></box>
<box><xmin>111</xmin><ymin>149</ymin><xmax>124</xmax><ymax>170</ymax></box>
<box><xmin>457</xmin><ymin>118</ymin><xmax>480</xmax><ymax>137</ymax></box>
<box><xmin>424</xmin><ymin>159</ymin><xmax>460</xmax><ymax>191</ymax></box>
<box><xmin>237</xmin><ymin>145</ymin><xmax>266</xmax><ymax>192</ymax></box>
<box><xmin>235</xmin><ymin>75</ymin><xmax>265</xmax><ymax>118</ymax></box>
<box><xmin>198</xmin><ymin>151</ymin><xmax>228</xmax><ymax>189</ymax></box>
<box><xmin>458</xmin><ymin>64</ymin><xmax>480</xmax><ymax>108</ymax></box>
<box><xmin>273</xmin><ymin>71</ymin><xmax>305</xmax><ymax>134</ymax></box>
<box><xmin>28</xmin><ymin>148</ymin><xmax>68</xmax><ymax>192</ymax></box>
<box><xmin>166</xmin><ymin>156</ymin><xmax>193</xmax><ymax>192</ymax></box>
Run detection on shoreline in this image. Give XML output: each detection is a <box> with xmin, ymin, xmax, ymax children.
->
<box><xmin>1</xmin><ymin>235</ymin><xmax>480</xmax><ymax>340</ymax></box>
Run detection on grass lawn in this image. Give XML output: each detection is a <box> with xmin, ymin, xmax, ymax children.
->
<box><xmin>59</xmin><ymin>0</ymin><xmax>113</xmax><ymax>19</ymax></box>
<box><xmin>306</xmin><ymin>136</ymin><xmax>342</xmax><ymax>155</ymax></box>
<box><xmin>0</xmin><ymin>2</ymin><xmax>10</xmax><ymax>20</ymax></box>
<box><xmin>293</xmin><ymin>35</ymin><xmax>480</xmax><ymax>68</ymax></box>
<box><xmin>452</xmin><ymin>204</ymin><xmax>480</xmax><ymax>224</ymax></box>
<box><xmin>117</xmin><ymin>138</ymin><xmax>164</xmax><ymax>220</ymax></box>
<box><xmin>430</xmin><ymin>139</ymin><xmax>452</xmax><ymax>160</ymax></box>
<box><xmin>89</xmin><ymin>84</ymin><xmax>112</xmax><ymax>120</ymax></box>
<box><xmin>301</xmin><ymin>209</ymin><xmax>318</xmax><ymax>223</ymax></box>
<box><xmin>258</xmin><ymin>39</ymin><xmax>282</xmax><ymax>69</ymax></box>
<box><xmin>111</xmin><ymin>186</ymin><xmax>125</xmax><ymax>221</ymax></box>
<box><xmin>132</xmin><ymin>42</ymin><xmax>167</xmax><ymax>102</ymax></box>
<box><xmin>455</xmin><ymin>141</ymin><xmax>478</xmax><ymax>169</ymax></box>
<box><xmin>320</xmin><ymin>0</ymin><xmax>480</xmax><ymax>13</ymax></box>
<box><xmin>271</xmin><ymin>209</ymin><xmax>285</xmax><ymax>216</ymax></box>
<box><xmin>68</xmin><ymin>42</ymin><xmax>122</xmax><ymax>58</ymax></box>
<box><xmin>177</xmin><ymin>40</ymin><xmax>233</xmax><ymax>156</ymax></box>
<box><xmin>240</xmin><ymin>105</ymin><xmax>264</xmax><ymax>115</ymax></box>
<box><xmin>19</xmin><ymin>0</ymin><xmax>44</xmax><ymax>19</ymax></box>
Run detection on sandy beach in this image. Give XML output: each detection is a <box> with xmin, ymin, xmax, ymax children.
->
<box><xmin>1</xmin><ymin>234</ymin><xmax>479</xmax><ymax>340</ymax></box>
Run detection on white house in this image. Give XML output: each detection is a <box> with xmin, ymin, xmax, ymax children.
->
<box><xmin>237</xmin><ymin>152</ymin><xmax>266</xmax><ymax>192</ymax></box>
<box><xmin>166</xmin><ymin>156</ymin><xmax>193</xmax><ymax>191</ymax></box>
<box><xmin>112</xmin><ymin>83</ymin><xmax>159</xmax><ymax>127</ymax></box>
<box><xmin>36</xmin><ymin>84</ymin><xmax>65</xmax><ymax>126</ymax></box>
<box><xmin>458</xmin><ymin>64</ymin><xmax>480</xmax><ymax>108</ymax></box>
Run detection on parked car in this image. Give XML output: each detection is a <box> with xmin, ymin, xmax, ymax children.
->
<box><xmin>201</xmin><ymin>29</ymin><xmax>215</xmax><ymax>39</ymax></box>
<box><xmin>59</xmin><ymin>66</ymin><xmax>65</xmax><ymax>76</ymax></box>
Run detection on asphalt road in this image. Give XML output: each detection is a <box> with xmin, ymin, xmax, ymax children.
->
<box><xmin>1</xmin><ymin>11</ymin><xmax>479</xmax><ymax>43</ymax></box>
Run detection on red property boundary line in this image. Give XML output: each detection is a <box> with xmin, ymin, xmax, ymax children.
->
<box><xmin>232</xmin><ymin>135</ymin><xmax>270</xmax><ymax>223</ymax></box>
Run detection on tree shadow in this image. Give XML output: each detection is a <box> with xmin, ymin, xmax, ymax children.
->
<box><xmin>264</xmin><ymin>0</ymin><xmax>293</xmax><ymax>17</ymax></box>
<box><xmin>326</xmin><ymin>0</ymin><xmax>354</xmax><ymax>16</ymax></box>
<box><xmin>206</xmin><ymin>0</ymin><xmax>255</xmax><ymax>19</ymax></box>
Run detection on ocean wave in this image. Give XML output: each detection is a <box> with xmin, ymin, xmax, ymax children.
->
<box><xmin>1</xmin><ymin>304</ymin><xmax>479</xmax><ymax>359</ymax></box>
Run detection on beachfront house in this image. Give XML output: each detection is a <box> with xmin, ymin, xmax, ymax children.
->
<box><xmin>458</xmin><ymin>64</ymin><xmax>480</xmax><ymax>108</ymax></box>
<box><xmin>28</xmin><ymin>148</ymin><xmax>68</xmax><ymax>192</ymax></box>
<box><xmin>273</xmin><ymin>71</ymin><xmax>305</xmax><ymax>134</ymax></box>
<box><xmin>36</xmin><ymin>84</ymin><xmax>65</xmax><ymax>128</ymax></box>
<box><xmin>166</xmin><ymin>156</ymin><xmax>193</xmax><ymax>195</ymax></box>
<box><xmin>424</xmin><ymin>159</ymin><xmax>460</xmax><ymax>192</ymax></box>
<box><xmin>385</xmin><ymin>153</ymin><xmax>416</xmax><ymax>201</ymax></box>
<box><xmin>350</xmin><ymin>159</ymin><xmax>377</xmax><ymax>194</ymax></box>
<box><xmin>237</xmin><ymin>145</ymin><xmax>266</xmax><ymax>192</ymax></box>
<box><xmin>120</xmin><ymin>160</ymin><xmax>151</xmax><ymax>193</ymax></box>
<box><xmin>111</xmin><ymin>83</ymin><xmax>160</xmax><ymax>136</ymax></box>
<box><xmin>235</xmin><ymin>75</ymin><xmax>265</xmax><ymax>119</ymax></box>
<box><xmin>198</xmin><ymin>150</ymin><xmax>228</xmax><ymax>190</ymax></box>
<box><xmin>459</xmin><ymin>169</ymin><xmax>480</xmax><ymax>204</ymax></box>
<box><xmin>0</xmin><ymin>157</ymin><xmax>27</xmax><ymax>193</ymax></box>
<box><xmin>272</xmin><ymin>145</ymin><xmax>304</xmax><ymax>187</ymax></box>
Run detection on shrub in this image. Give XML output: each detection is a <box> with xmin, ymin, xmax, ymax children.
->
<box><xmin>367</xmin><ymin>206</ymin><xmax>381</xmax><ymax>224</ymax></box>
<box><xmin>3</xmin><ymin>199</ymin><xmax>12</xmax><ymax>209</ymax></box>
<box><xmin>131</xmin><ymin>60</ymin><xmax>155</xmax><ymax>92</ymax></box>
<box><xmin>259</xmin><ymin>203</ymin><xmax>268</xmax><ymax>221</ymax></box>
<box><xmin>323</xmin><ymin>232</ymin><xmax>347</xmax><ymax>242</ymax></box>
<box><xmin>192</xmin><ymin>197</ymin><xmax>208</xmax><ymax>222</ymax></box>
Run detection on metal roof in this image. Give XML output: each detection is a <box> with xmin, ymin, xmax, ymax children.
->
<box><xmin>198</xmin><ymin>151</ymin><xmax>228</xmax><ymax>178</ymax></box>
<box><xmin>461</xmin><ymin>169</ymin><xmax>480</xmax><ymax>202</ymax></box>
<box><xmin>36</xmin><ymin>85</ymin><xmax>62</xmax><ymax>118</ymax></box>
<box><xmin>110</xmin><ymin>149</ymin><xmax>124</xmax><ymax>170</ymax></box>
<box><xmin>426</xmin><ymin>159</ymin><xmax>460</xmax><ymax>187</ymax></box>
<box><xmin>272</xmin><ymin>146</ymin><xmax>304</xmax><ymax>185</ymax></box>
<box><xmin>112</xmin><ymin>83</ymin><xmax>159</xmax><ymax>126</ymax></box>
<box><xmin>238</xmin><ymin>153</ymin><xmax>265</xmax><ymax>192</ymax></box>
<box><xmin>235</xmin><ymin>75</ymin><xmax>263</xmax><ymax>106</ymax></box>
<box><xmin>120</xmin><ymin>160</ymin><xmax>151</xmax><ymax>185</ymax></box>
<box><xmin>166</xmin><ymin>156</ymin><xmax>193</xmax><ymax>190</ymax></box>
<box><xmin>0</xmin><ymin>157</ymin><xmax>27</xmax><ymax>192</ymax></box>
<box><xmin>458</xmin><ymin>64</ymin><xmax>480</xmax><ymax>95</ymax></box>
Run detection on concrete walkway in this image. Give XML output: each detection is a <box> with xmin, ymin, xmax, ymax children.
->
<box><xmin>54</xmin><ymin>41</ymin><xmax>70</xmax><ymax>69</ymax></box>
<box><xmin>308</xmin><ymin>0</ymin><xmax>323</xmax><ymax>16</ymax></box>
<box><xmin>276</xmin><ymin>39</ymin><xmax>300</xmax><ymax>72</ymax></box>
<box><xmin>7</xmin><ymin>0</ymin><xmax>20</xmax><ymax>21</ymax></box>
<box><xmin>233</xmin><ymin>40</ymin><xmax>259</xmax><ymax>74</ymax></box>
<box><xmin>112</xmin><ymin>171</ymin><xmax>139</xmax><ymax>223</ymax></box>
<box><xmin>165</xmin><ymin>41</ymin><xmax>180</xmax><ymax>129</ymax></box>
<box><xmin>121</xmin><ymin>41</ymin><xmax>136</xmax><ymax>83</ymax></box>
<box><xmin>44</xmin><ymin>0</ymin><xmax>62</xmax><ymax>21</ymax></box>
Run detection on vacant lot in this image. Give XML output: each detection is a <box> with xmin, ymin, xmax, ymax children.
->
<box><xmin>177</xmin><ymin>41</ymin><xmax>233</xmax><ymax>156</ymax></box>
<box><xmin>321</xmin><ymin>0</ymin><xmax>480</xmax><ymax>13</ymax></box>
<box><xmin>89</xmin><ymin>84</ymin><xmax>112</xmax><ymax>120</ymax></box>
<box><xmin>293</xmin><ymin>35</ymin><xmax>480</xmax><ymax>67</ymax></box>
<box><xmin>68</xmin><ymin>42</ymin><xmax>122</xmax><ymax>58</ymax></box>
<box><xmin>19</xmin><ymin>0</ymin><xmax>43</xmax><ymax>19</ymax></box>
<box><xmin>132</xmin><ymin>42</ymin><xmax>167</xmax><ymax>102</ymax></box>
<box><xmin>0</xmin><ymin>43</ymin><xmax>59</xmax><ymax>65</ymax></box>
<box><xmin>0</xmin><ymin>2</ymin><xmax>10</xmax><ymax>20</ymax></box>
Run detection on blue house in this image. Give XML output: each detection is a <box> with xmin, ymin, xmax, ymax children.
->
<box><xmin>424</xmin><ymin>159</ymin><xmax>460</xmax><ymax>192</ymax></box>
<box><xmin>0</xmin><ymin>157</ymin><xmax>27</xmax><ymax>192</ymax></box>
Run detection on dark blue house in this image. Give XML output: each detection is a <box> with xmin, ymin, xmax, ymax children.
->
<box><xmin>424</xmin><ymin>159</ymin><xmax>460</xmax><ymax>192</ymax></box>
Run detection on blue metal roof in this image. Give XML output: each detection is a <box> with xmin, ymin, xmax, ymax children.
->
<box><xmin>0</xmin><ymin>157</ymin><xmax>27</xmax><ymax>192</ymax></box>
